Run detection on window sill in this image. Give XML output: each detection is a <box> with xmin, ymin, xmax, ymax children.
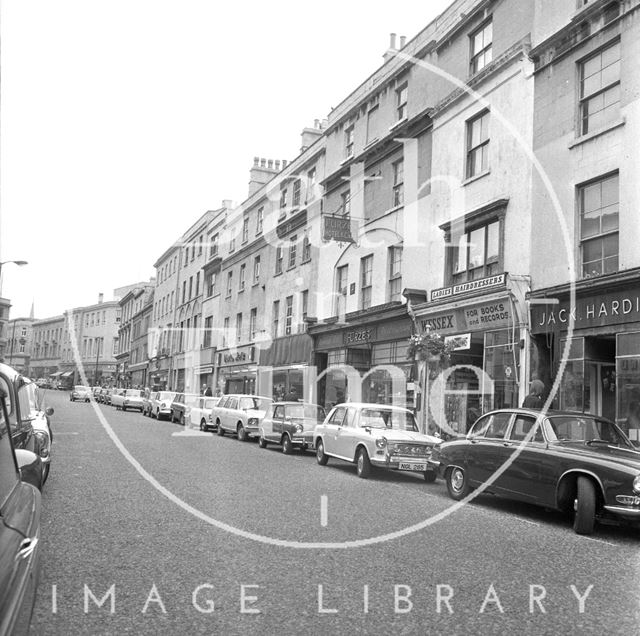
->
<box><xmin>287</xmin><ymin>265</ymin><xmax>297</xmax><ymax>272</ymax></box>
<box><xmin>462</xmin><ymin>170</ymin><xmax>491</xmax><ymax>186</ymax></box>
<box><xmin>238</xmin><ymin>288</ymin><xmax>245</xmax><ymax>294</ymax></box>
<box><xmin>340</xmin><ymin>154</ymin><xmax>354</xmax><ymax>166</ymax></box>
<box><xmin>274</xmin><ymin>271</ymin><xmax>283</xmax><ymax>278</ymax></box>
<box><xmin>568</xmin><ymin>117</ymin><xmax>625</xmax><ymax>149</ymax></box>
<box><xmin>389</xmin><ymin>117</ymin><xmax>408</xmax><ymax>132</ymax></box>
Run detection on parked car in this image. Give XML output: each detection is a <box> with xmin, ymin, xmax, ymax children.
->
<box><xmin>35</xmin><ymin>378</ymin><xmax>50</xmax><ymax>389</ymax></box>
<box><xmin>109</xmin><ymin>388</ymin><xmax>126</xmax><ymax>408</ymax></box>
<box><xmin>0</xmin><ymin>384</ymin><xmax>42</xmax><ymax>636</ymax></box>
<box><xmin>187</xmin><ymin>396</ymin><xmax>220</xmax><ymax>431</ymax></box>
<box><xmin>122</xmin><ymin>389</ymin><xmax>145</xmax><ymax>412</ymax></box>
<box><xmin>22</xmin><ymin>380</ymin><xmax>54</xmax><ymax>484</ymax></box>
<box><xmin>0</xmin><ymin>364</ymin><xmax>47</xmax><ymax>490</ymax></box>
<box><xmin>103</xmin><ymin>388</ymin><xmax>113</xmax><ymax>405</ymax></box>
<box><xmin>434</xmin><ymin>408</ymin><xmax>640</xmax><ymax>535</ymax></box>
<box><xmin>70</xmin><ymin>385</ymin><xmax>92</xmax><ymax>402</ymax></box>
<box><xmin>314</xmin><ymin>403</ymin><xmax>441</xmax><ymax>481</ymax></box>
<box><xmin>149</xmin><ymin>391</ymin><xmax>177</xmax><ymax>420</ymax></box>
<box><xmin>170</xmin><ymin>392</ymin><xmax>199</xmax><ymax>425</ymax></box>
<box><xmin>259</xmin><ymin>402</ymin><xmax>326</xmax><ymax>453</ymax></box>
<box><xmin>213</xmin><ymin>394</ymin><xmax>273</xmax><ymax>441</ymax></box>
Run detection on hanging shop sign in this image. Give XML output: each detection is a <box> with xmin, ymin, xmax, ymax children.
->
<box><xmin>530</xmin><ymin>285</ymin><xmax>640</xmax><ymax>334</ymax></box>
<box><xmin>322</xmin><ymin>214</ymin><xmax>355</xmax><ymax>243</ymax></box>
<box><xmin>430</xmin><ymin>273</ymin><xmax>507</xmax><ymax>302</ymax></box>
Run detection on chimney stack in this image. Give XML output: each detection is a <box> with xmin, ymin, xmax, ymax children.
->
<box><xmin>400</xmin><ymin>35</ymin><xmax>406</xmax><ymax>48</ymax></box>
<box><xmin>383</xmin><ymin>32</ymin><xmax>399</xmax><ymax>63</ymax></box>
<box><xmin>98</xmin><ymin>293</ymin><xmax>104</xmax><ymax>304</ymax></box>
<box><xmin>248</xmin><ymin>157</ymin><xmax>280</xmax><ymax>197</ymax></box>
<box><xmin>300</xmin><ymin>120</ymin><xmax>324</xmax><ymax>152</ymax></box>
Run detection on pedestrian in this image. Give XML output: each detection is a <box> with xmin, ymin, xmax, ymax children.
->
<box><xmin>204</xmin><ymin>386</ymin><xmax>213</xmax><ymax>397</ymax></box>
<box><xmin>284</xmin><ymin>387</ymin><xmax>299</xmax><ymax>401</ymax></box>
<box><xmin>522</xmin><ymin>379</ymin><xmax>545</xmax><ymax>409</ymax></box>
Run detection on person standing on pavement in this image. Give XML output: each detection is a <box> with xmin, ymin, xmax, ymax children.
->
<box><xmin>522</xmin><ymin>379</ymin><xmax>545</xmax><ymax>408</ymax></box>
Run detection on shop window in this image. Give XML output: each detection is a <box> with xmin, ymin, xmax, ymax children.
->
<box><xmin>466</xmin><ymin>110</ymin><xmax>490</xmax><ymax>179</ymax></box>
<box><xmin>579</xmin><ymin>172</ymin><xmax>619</xmax><ymax>278</ymax></box>
<box><xmin>483</xmin><ymin>329</ymin><xmax>519</xmax><ymax>413</ymax></box>
<box><xmin>388</xmin><ymin>246</ymin><xmax>403</xmax><ymax>302</ymax></box>
<box><xmin>579</xmin><ymin>40</ymin><xmax>620</xmax><ymax>135</ymax></box>
<box><xmin>470</xmin><ymin>19</ymin><xmax>493</xmax><ymax>75</ymax></box>
<box><xmin>617</xmin><ymin>332</ymin><xmax>640</xmax><ymax>440</ymax></box>
<box><xmin>452</xmin><ymin>219</ymin><xmax>500</xmax><ymax>284</ymax></box>
<box><xmin>360</xmin><ymin>255</ymin><xmax>373</xmax><ymax>310</ymax></box>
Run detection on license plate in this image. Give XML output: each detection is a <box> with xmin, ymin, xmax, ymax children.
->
<box><xmin>399</xmin><ymin>462</ymin><xmax>426</xmax><ymax>472</ymax></box>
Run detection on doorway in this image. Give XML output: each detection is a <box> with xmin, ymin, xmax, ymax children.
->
<box><xmin>586</xmin><ymin>362</ymin><xmax>616</xmax><ymax>421</ymax></box>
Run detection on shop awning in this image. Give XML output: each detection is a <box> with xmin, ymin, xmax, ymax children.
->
<box><xmin>259</xmin><ymin>333</ymin><xmax>313</xmax><ymax>367</ymax></box>
<box><xmin>61</xmin><ymin>371</ymin><xmax>73</xmax><ymax>378</ymax></box>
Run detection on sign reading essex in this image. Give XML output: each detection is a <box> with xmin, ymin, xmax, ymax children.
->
<box><xmin>430</xmin><ymin>273</ymin><xmax>507</xmax><ymax>302</ymax></box>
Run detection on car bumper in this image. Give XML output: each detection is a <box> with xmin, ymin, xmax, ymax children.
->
<box><xmin>604</xmin><ymin>505</ymin><xmax>640</xmax><ymax>519</ymax></box>
<box><xmin>291</xmin><ymin>432</ymin><xmax>314</xmax><ymax>446</ymax></box>
<box><xmin>372</xmin><ymin>456</ymin><xmax>436</xmax><ymax>472</ymax></box>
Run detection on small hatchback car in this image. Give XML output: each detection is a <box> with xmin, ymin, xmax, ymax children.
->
<box><xmin>259</xmin><ymin>402</ymin><xmax>326</xmax><ymax>453</ymax></box>
<box><xmin>434</xmin><ymin>408</ymin><xmax>640</xmax><ymax>535</ymax></box>
<box><xmin>70</xmin><ymin>385</ymin><xmax>92</xmax><ymax>402</ymax></box>
<box><xmin>314</xmin><ymin>403</ymin><xmax>441</xmax><ymax>481</ymax></box>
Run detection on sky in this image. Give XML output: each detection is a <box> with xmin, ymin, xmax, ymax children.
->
<box><xmin>0</xmin><ymin>0</ymin><xmax>452</xmax><ymax>319</ymax></box>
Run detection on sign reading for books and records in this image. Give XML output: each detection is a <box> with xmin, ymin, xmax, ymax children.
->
<box><xmin>322</xmin><ymin>214</ymin><xmax>354</xmax><ymax>243</ymax></box>
<box><xmin>430</xmin><ymin>273</ymin><xmax>507</xmax><ymax>302</ymax></box>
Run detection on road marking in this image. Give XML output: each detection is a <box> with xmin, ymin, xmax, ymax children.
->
<box><xmin>321</xmin><ymin>495</ymin><xmax>328</xmax><ymax>527</ymax></box>
<box><xmin>171</xmin><ymin>429</ymin><xmax>212</xmax><ymax>437</ymax></box>
<box><xmin>53</xmin><ymin>432</ymin><xmax>79</xmax><ymax>435</ymax></box>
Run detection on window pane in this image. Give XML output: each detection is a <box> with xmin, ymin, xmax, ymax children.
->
<box><xmin>582</xmin><ymin>237</ymin><xmax>602</xmax><ymax>263</ymax></box>
<box><xmin>468</xmin><ymin>227</ymin><xmax>485</xmax><ymax>269</ymax></box>
<box><xmin>603</xmin><ymin>233</ymin><xmax>619</xmax><ymax>258</ymax></box>
<box><xmin>456</xmin><ymin>234</ymin><xmax>467</xmax><ymax>272</ymax></box>
<box><xmin>601</xmin><ymin>174</ymin><xmax>619</xmax><ymax>208</ymax></box>
<box><xmin>486</xmin><ymin>221</ymin><xmax>499</xmax><ymax>263</ymax></box>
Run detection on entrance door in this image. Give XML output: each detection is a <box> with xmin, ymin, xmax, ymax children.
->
<box><xmin>586</xmin><ymin>363</ymin><xmax>616</xmax><ymax>421</ymax></box>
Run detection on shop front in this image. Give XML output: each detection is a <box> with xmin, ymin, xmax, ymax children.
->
<box><xmin>129</xmin><ymin>361</ymin><xmax>148</xmax><ymax>389</ymax></box>
<box><xmin>149</xmin><ymin>356</ymin><xmax>170</xmax><ymax>391</ymax></box>
<box><xmin>215</xmin><ymin>344</ymin><xmax>257</xmax><ymax>395</ymax></box>
<box><xmin>530</xmin><ymin>270</ymin><xmax>640</xmax><ymax>441</ymax></box>
<box><xmin>309</xmin><ymin>305</ymin><xmax>415</xmax><ymax>412</ymax></box>
<box><xmin>413</xmin><ymin>274</ymin><xmax>528</xmax><ymax>436</ymax></box>
<box><xmin>257</xmin><ymin>333</ymin><xmax>313</xmax><ymax>401</ymax></box>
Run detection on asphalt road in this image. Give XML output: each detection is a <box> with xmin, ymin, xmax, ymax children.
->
<box><xmin>29</xmin><ymin>390</ymin><xmax>639</xmax><ymax>635</ymax></box>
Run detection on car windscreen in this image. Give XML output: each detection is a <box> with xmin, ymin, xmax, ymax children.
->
<box><xmin>287</xmin><ymin>404</ymin><xmax>325</xmax><ymax>421</ymax></box>
<box><xmin>239</xmin><ymin>397</ymin><xmax>271</xmax><ymax>411</ymax></box>
<box><xmin>159</xmin><ymin>392</ymin><xmax>176</xmax><ymax>401</ymax></box>
<box><xmin>127</xmin><ymin>390</ymin><xmax>143</xmax><ymax>397</ymax></box>
<box><xmin>74</xmin><ymin>386</ymin><xmax>89</xmax><ymax>391</ymax></box>
<box><xmin>547</xmin><ymin>415</ymin><xmax>634</xmax><ymax>448</ymax></box>
<box><xmin>204</xmin><ymin>399</ymin><xmax>218</xmax><ymax>409</ymax></box>
<box><xmin>359</xmin><ymin>409</ymin><xmax>419</xmax><ymax>431</ymax></box>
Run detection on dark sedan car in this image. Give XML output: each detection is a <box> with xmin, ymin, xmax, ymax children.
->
<box><xmin>435</xmin><ymin>408</ymin><xmax>640</xmax><ymax>535</ymax></box>
<box><xmin>0</xmin><ymin>379</ymin><xmax>42</xmax><ymax>635</ymax></box>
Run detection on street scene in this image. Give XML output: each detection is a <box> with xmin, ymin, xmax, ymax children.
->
<box><xmin>1</xmin><ymin>0</ymin><xmax>640</xmax><ymax>634</ymax></box>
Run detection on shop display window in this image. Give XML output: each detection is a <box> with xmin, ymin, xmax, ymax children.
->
<box><xmin>616</xmin><ymin>331</ymin><xmax>640</xmax><ymax>440</ymax></box>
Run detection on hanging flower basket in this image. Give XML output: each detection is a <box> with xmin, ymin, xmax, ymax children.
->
<box><xmin>406</xmin><ymin>328</ymin><xmax>455</xmax><ymax>364</ymax></box>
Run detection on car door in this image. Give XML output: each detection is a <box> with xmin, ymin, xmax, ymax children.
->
<box><xmin>333</xmin><ymin>407</ymin><xmax>359</xmax><ymax>458</ymax></box>
<box><xmin>322</xmin><ymin>406</ymin><xmax>347</xmax><ymax>456</ymax></box>
<box><xmin>465</xmin><ymin>412</ymin><xmax>513</xmax><ymax>489</ymax></box>
<box><xmin>224</xmin><ymin>397</ymin><xmax>238</xmax><ymax>432</ymax></box>
<box><xmin>498</xmin><ymin>414</ymin><xmax>547</xmax><ymax>502</ymax></box>
<box><xmin>270</xmin><ymin>404</ymin><xmax>285</xmax><ymax>441</ymax></box>
<box><xmin>0</xmin><ymin>388</ymin><xmax>41</xmax><ymax>636</ymax></box>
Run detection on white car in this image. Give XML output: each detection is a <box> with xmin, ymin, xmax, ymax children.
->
<box><xmin>149</xmin><ymin>391</ymin><xmax>177</xmax><ymax>420</ymax></box>
<box><xmin>109</xmin><ymin>388</ymin><xmax>127</xmax><ymax>409</ymax></box>
<box><xmin>122</xmin><ymin>389</ymin><xmax>145</xmax><ymax>412</ymax></box>
<box><xmin>314</xmin><ymin>403</ymin><xmax>441</xmax><ymax>481</ymax></box>
<box><xmin>213</xmin><ymin>394</ymin><xmax>273</xmax><ymax>441</ymax></box>
<box><xmin>188</xmin><ymin>396</ymin><xmax>220</xmax><ymax>431</ymax></box>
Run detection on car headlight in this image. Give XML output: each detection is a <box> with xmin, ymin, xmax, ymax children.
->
<box><xmin>633</xmin><ymin>475</ymin><xmax>640</xmax><ymax>494</ymax></box>
<box><xmin>248</xmin><ymin>418</ymin><xmax>258</xmax><ymax>426</ymax></box>
<box><xmin>294</xmin><ymin>423</ymin><xmax>303</xmax><ymax>433</ymax></box>
<box><xmin>34</xmin><ymin>430</ymin><xmax>50</xmax><ymax>457</ymax></box>
<box><xmin>161</xmin><ymin>402</ymin><xmax>166</xmax><ymax>408</ymax></box>
<box><xmin>376</xmin><ymin>437</ymin><xmax>387</xmax><ymax>449</ymax></box>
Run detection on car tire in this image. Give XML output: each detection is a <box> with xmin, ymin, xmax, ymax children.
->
<box><xmin>446</xmin><ymin>466</ymin><xmax>470</xmax><ymax>500</ymax></box>
<box><xmin>282</xmin><ymin>435</ymin><xmax>293</xmax><ymax>455</ymax></box>
<box><xmin>237</xmin><ymin>424</ymin><xmax>246</xmax><ymax>441</ymax></box>
<box><xmin>316</xmin><ymin>439</ymin><xmax>329</xmax><ymax>465</ymax></box>
<box><xmin>258</xmin><ymin>436</ymin><xmax>268</xmax><ymax>448</ymax></box>
<box><xmin>573</xmin><ymin>476</ymin><xmax>597</xmax><ymax>535</ymax></box>
<box><xmin>200</xmin><ymin>419</ymin><xmax>207</xmax><ymax>432</ymax></box>
<box><xmin>42</xmin><ymin>463</ymin><xmax>50</xmax><ymax>484</ymax></box>
<box><xmin>122</xmin><ymin>405</ymin><xmax>127</xmax><ymax>412</ymax></box>
<box><xmin>180</xmin><ymin>413</ymin><xmax>185</xmax><ymax>427</ymax></box>
<box><xmin>217</xmin><ymin>422</ymin><xmax>224</xmax><ymax>436</ymax></box>
<box><xmin>424</xmin><ymin>470</ymin><xmax>437</xmax><ymax>483</ymax></box>
<box><xmin>356</xmin><ymin>447</ymin><xmax>372</xmax><ymax>479</ymax></box>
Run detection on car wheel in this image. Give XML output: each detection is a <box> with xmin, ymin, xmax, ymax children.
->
<box><xmin>316</xmin><ymin>439</ymin><xmax>328</xmax><ymax>465</ymax></box>
<box><xmin>122</xmin><ymin>405</ymin><xmax>127</xmax><ymax>412</ymax></box>
<box><xmin>217</xmin><ymin>422</ymin><xmax>224</xmax><ymax>436</ymax></box>
<box><xmin>42</xmin><ymin>463</ymin><xmax>50</xmax><ymax>484</ymax></box>
<box><xmin>282</xmin><ymin>435</ymin><xmax>293</xmax><ymax>455</ymax></box>
<box><xmin>573</xmin><ymin>476</ymin><xmax>597</xmax><ymax>535</ymax></box>
<box><xmin>446</xmin><ymin>466</ymin><xmax>469</xmax><ymax>500</ymax></box>
<box><xmin>200</xmin><ymin>419</ymin><xmax>207</xmax><ymax>432</ymax></box>
<box><xmin>237</xmin><ymin>424</ymin><xmax>246</xmax><ymax>441</ymax></box>
<box><xmin>356</xmin><ymin>447</ymin><xmax>372</xmax><ymax>479</ymax></box>
<box><xmin>180</xmin><ymin>413</ymin><xmax>185</xmax><ymax>427</ymax></box>
<box><xmin>258</xmin><ymin>436</ymin><xmax>268</xmax><ymax>448</ymax></box>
